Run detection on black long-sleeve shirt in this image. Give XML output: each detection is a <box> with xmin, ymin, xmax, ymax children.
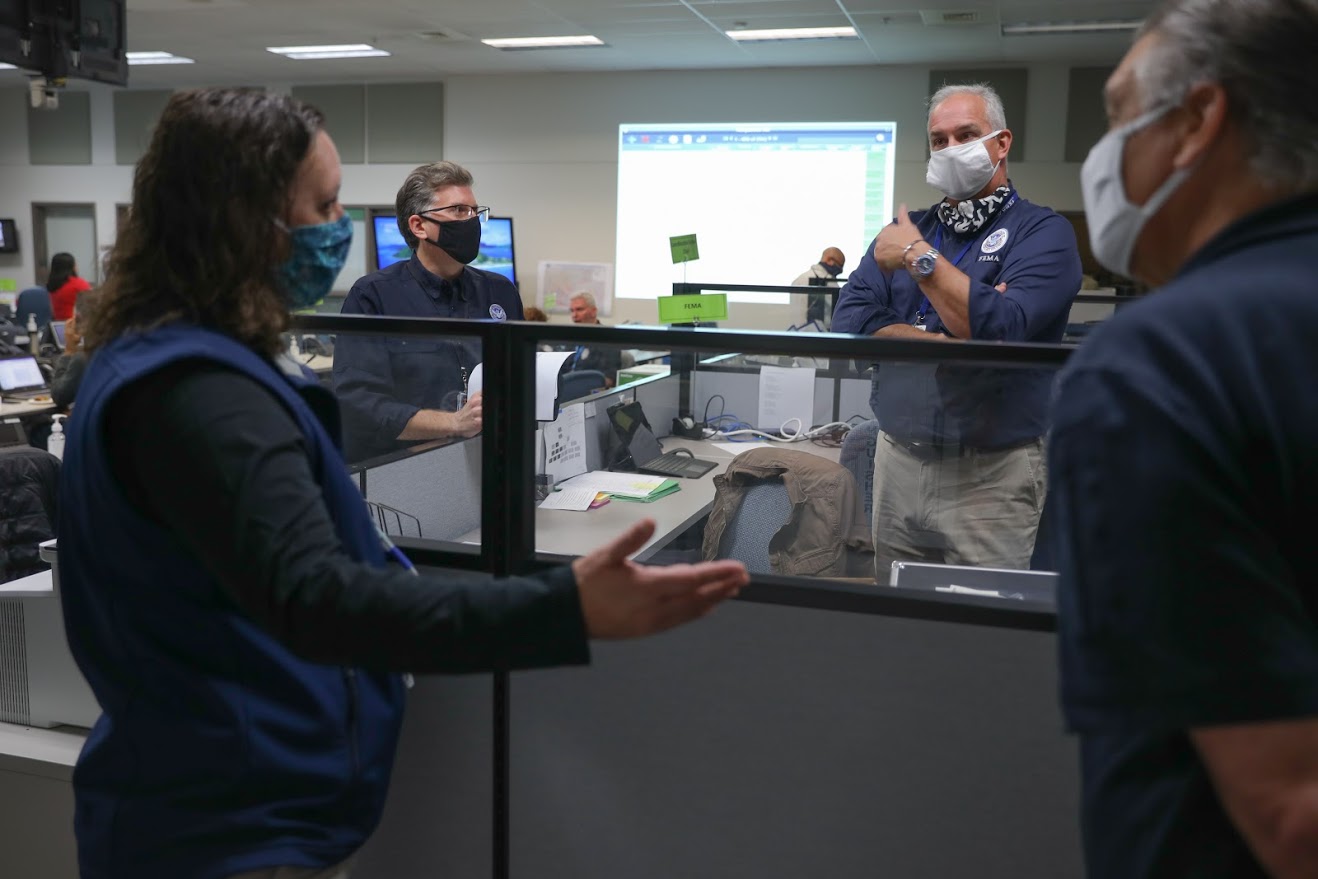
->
<box><xmin>102</xmin><ymin>359</ymin><xmax>589</xmax><ymax>673</ymax></box>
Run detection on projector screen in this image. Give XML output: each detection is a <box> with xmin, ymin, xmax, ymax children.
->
<box><xmin>615</xmin><ymin>122</ymin><xmax>896</xmax><ymax>304</ymax></box>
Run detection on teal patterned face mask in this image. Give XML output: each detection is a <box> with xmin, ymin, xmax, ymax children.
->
<box><xmin>275</xmin><ymin>213</ymin><xmax>353</xmax><ymax>309</ymax></box>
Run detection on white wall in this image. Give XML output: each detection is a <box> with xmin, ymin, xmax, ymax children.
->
<box><xmin>0</xmin><ymin>65</ymin><xmax>1089</xmax><ymax>330</ymax></box>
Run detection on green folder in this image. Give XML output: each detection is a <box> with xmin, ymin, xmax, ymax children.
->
<box><xmin>609</xmin><ymin>479</ymin><xmax>681</xmax><ymax>503</ymax></box>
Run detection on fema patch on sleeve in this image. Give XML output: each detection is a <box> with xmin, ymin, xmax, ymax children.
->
<box><xmin>489</xmin><ymin>304</ymin><xmax>507</xmax><ymax>321</ymax></box>
<box><xmin>981</xmin><ymin>228</ymin><xmax>1010</xmax><ymax>254</ymax></box>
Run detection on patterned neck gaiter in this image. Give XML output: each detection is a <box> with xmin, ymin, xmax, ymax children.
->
<box><xmin>935</xmin><ymin>184</ymin><xmax>1013</xmax><ymax>235</ymax></box>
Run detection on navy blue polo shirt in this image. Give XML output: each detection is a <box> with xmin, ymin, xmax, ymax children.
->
<box><xmin>832</xmin><ymin>190</ymin><xmax>1081</xmax><ymax>448</ymax></box>
<box><xmin>332</xmin><ymin>254</ymin><xmax>523</xmax><ymax>462</ymax></box>
<box><xmin>1046</xmin><ymin>193</ymin><xmax>1318</xmax><ymax>879</ymax></box>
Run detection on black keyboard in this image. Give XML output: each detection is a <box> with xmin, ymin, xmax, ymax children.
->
<box><xmin>638</xmin><ymin>452</ymin><xmax>716</xmax><ymax>478</ymax></box>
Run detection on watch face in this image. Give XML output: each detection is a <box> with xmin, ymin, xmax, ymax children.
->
<box><xmin>914</xmin><ymin>253</ymin><xmax>938</xmax><ymax>277</ymax></box>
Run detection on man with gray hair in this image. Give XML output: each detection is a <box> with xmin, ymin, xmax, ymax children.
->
<box><xmin>333</xmin><ymin>161</ymin><xmax>523</xmax><ymax>462</ymax></box>
<box><xmin>566</xmin><ymin>291</ymin><xmax>621</xmax><ymax>387</ymax></box>
<box><xmin>832</xmin><ymin>82</ymin><xmax>1081</xmax><ymax>578</ymax></box>
<box><xmin>1043</xmin><ymin>1</ymin><xmax>1318</xmax><ymax>876</ymax></box>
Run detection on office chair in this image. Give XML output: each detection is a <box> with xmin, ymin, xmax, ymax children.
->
<box><xmin>558</xmin><ymin>369</ymin><xmax>607</xmax><ymax>403</ymax></box>
<box><xmin>712</xmin><ymin>480</ymin><xmax>793</xmax><ymax>575</ymax></box>
<box><xmin>839</xmin><ymin>419</ymin><xmax>881</xmax><ymax>523</ymax></box>
<box><xmin>14</xmin><ymin>286</ymin><xmax>52</xmax><ymax>330</ymax></box>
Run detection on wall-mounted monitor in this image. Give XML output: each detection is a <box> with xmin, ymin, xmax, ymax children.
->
<box><xmin>0</xmin><ymin>218</ymin><xmax>17</xmax><ymax>253</ymax></box>
<box><xmin>0</xmin><ymin>0</ymin><xmax>128</xmax><ymax>86</ymax></box>
<box><xmin>372</xmin><ymin>214</ymin><xmax>411</xmax><ymax>271</ymax></box>
<box><xmin>371</xmin><ymin>212</ymin><xmax>517</xmax><ymax>286</ymax></box>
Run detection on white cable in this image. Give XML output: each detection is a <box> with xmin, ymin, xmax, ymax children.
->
<box><xmin>714</xmin><ymin>420</ymin><xmax>852</xmax><ymax>443</ymax></box>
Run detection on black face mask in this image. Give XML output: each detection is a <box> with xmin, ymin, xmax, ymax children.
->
<box><xmin>422</xmin><ymin>216</ymin><xmax>482</xmax><ymax>265</ymax></box>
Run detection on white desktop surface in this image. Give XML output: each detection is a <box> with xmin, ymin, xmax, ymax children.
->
<box><xmin>0</xmin><ymin>722</ymin><xmax>85</xmax><ymax>779</ymax></box>
<box><xmin>0</xmin><ymin>568</ymin><xmax>53</xmax><ymax>598</ymax></box>
<box><xmin>459</xmin><ymin>436</ymin><xmax>840</xmax><ymax>561</ymax></box>
<box><xmin>1</xmin><ymin>397</ymin><xmax>57</xmax><ymax>418</ymax></box>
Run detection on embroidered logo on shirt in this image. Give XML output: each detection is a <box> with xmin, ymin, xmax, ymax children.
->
<box><xmin>981</xmin><ymin>228</ymin><xmax>1010</xmax><ymax>254</ymax></box>
<box><xmin>489</xmin><ymin>304</ymin><xmax>507</xmax><ymax>321</ymax></box>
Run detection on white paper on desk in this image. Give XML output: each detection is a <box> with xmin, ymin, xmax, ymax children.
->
<box><xmin>557</xmin><ymin>470</ymin><xmax>669</xmax><ymax>498</ymax></box>
<box><xmin>757</xmin><ymin>365</ymin><xmax>816</xmax><ymax>433</ymax></box>
<box><xmin>543</xmin><ymin>402</ymin><xmax>588</xmax><ymax>483</ymax></box>
<box><xmin>464</xmin><ymin>351</ymin><xmax>576</xmax><ymax>423</ymax></box>
<box><xmin>538</xmin><ymin>486</ymin><xmax>598</xmax><ymax>511</ymax></box>
<box><xmin>710</xmin><ymin>441</ymin><xmax>779</xmax><ymax>453</ymax></box>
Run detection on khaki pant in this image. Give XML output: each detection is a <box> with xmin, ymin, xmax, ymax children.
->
<box><xmin>226</xmin><ymin>860</ymin><xmax>353</xmax><ymax>879</ymax></box>
<box><xmin>872</xmin><ymin>433</ymin><xmax>1046</xmax><ymax>581</ymax></box>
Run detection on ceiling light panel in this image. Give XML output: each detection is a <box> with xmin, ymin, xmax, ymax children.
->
<box><xmin>126</xmin><ymin>51</ymin><xmax>195</xmax><ymax>65</ymax></box>
<box><xmin>481</xmin><ymin>35</ymin><xmax>605</xmax><ymax>49</ymax></box>
<box><xmin>1001</xmin><ymin>20</ymin><xmax>1143</xmax><ymax>35</ymax></box>
<box><xmin>726</xmin><ymin>26</ymin><xmax>858</xmax><ymax>41</ymax></box>
<box><xmin>267</xmin><ymin>44</ymin><xmax>391</xmax><ymax>59</ymax></box>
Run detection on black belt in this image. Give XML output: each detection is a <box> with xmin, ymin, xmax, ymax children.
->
<box><xmin>883</xmin><ymin>433</ymin><xmax>1039</xmax><ymax>461</ymax></box>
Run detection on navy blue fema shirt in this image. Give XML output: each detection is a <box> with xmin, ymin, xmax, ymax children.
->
<box><xmin>831</xmin><ymin>190</ymin><xmax>1081</xmax><ymax>448</ymax></box>
<box><xmin>1045</xmin><ymin>193</ymin><xmax>1318</xmax><ymax>879</ymax></box>
<box><xmin>332</xmin><ymin>253</ymin><xmax>523</xmax><ymax>463</ymax></box>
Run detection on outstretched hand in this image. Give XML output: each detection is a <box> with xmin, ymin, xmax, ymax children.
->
<box><xmin>573</xmin><ymin>519</ymin><xmax>749</xmax><ymax>639</ymax></box>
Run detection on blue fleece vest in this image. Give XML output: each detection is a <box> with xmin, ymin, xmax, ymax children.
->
<box><xmin>58</xmin><ymin>324</ymin><xmax>406</xmax><ymax>879</ymax></box>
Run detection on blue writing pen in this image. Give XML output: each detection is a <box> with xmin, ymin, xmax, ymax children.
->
<box><xmin>374</xmin><ymin>522</ymin><xmax>418</xmax><ymax>576</ymax></box>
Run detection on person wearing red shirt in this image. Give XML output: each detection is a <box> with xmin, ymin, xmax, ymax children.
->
<box><xmin>47</xmin><ymin>252</ymin><xmax>92</xmax><ymax>321</ymax></box>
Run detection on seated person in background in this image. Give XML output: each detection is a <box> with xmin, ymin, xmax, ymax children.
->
<box><xmin>51</xmin><ymin>291</ymin><xmax>94</xmax><ymax>410</ymax></box>
<box><xmin>566</xmin><ymin>292</ymin><xmax>621</xmax><ymax>387</ymax></box>
<box><xmin>832</xmin><ymin>82</ymin><xmax>1081</xmax><ymax>578</ymax></box>
<box><xmin>791</xmin><ymin>247</ymin><xmax>846</xmax><ymax>327</ymax></box>
<box><xmin>523</xmin><ymin>305</ymin><xmax>548</xmax><ymax>321</ymax></box>
<box><xmin>333</xmin><ymin>161</ymin><xmax>522</xmax><ymax>462</ymax></box>
<box><xmin>47</xmin><ymin>252</ymin><xmax>93</xmax><ymax>321</ymax></box>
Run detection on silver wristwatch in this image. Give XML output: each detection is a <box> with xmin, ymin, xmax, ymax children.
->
<box><xmin>910</xmin><ymin>249</ymin><xmax>940</xmax><ymax>279</ymax></box>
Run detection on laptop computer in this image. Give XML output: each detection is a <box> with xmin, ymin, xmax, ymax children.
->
<box><xmin>0</xmin><ymin>355</ymin><xmax>51</xmax><ymax>401</ymax></box>
<box><xmin>42</xmin><ymin>321</ymin><xmax>66</xmax><ymax>353</ymax></box>
<box><xmin>607</xmin><ymin>399</ymin><xmax>717</xmax><ymax>479</ymax></box>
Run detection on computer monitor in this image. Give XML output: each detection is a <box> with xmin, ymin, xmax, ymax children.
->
<box><xmin>371</xmin><ymin>212</ymin><xmax>517</xmax><ymax>285</ymax></box>
<box><xmin>476</xmin><ymin>217</ymin><xmax>516</xmax><ymax>286</ymax></box>
<box><xmin>0</xmin><ymin>218</ymin><xmax>17</xmax><ymax>254</ymax></box>
<box><xmin>372</xmin><ymin>215</ymin><xmax>412</xmax><ymax>271</ymax></box>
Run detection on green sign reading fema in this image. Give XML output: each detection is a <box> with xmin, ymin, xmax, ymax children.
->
<box><xmin>658</xmin><ymin>293</ymin><xmax>728</xmax><ymax>324</ymax></box>
<box><xmin>669</xmin><ymin>233</ymin><xmax>700</xmax><ymax>264</ymax></box>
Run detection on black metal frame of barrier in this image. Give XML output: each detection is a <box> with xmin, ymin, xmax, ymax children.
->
<box><xmin>292</xmin><ymin>312</ymin><xmax>1070</xmax><ymax>879</ymax></box>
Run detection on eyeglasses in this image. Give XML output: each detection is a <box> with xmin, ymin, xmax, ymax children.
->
<box><xmin>419</xmin><ymin>204</ymin><xmax>491</xmax><ymax>222</ymax></box>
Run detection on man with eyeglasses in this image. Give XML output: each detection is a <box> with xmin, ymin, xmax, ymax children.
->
<box><xmin>333</xmin><ymin>161</ymin><xmax>523</xmax><ymax>463</ymax></box>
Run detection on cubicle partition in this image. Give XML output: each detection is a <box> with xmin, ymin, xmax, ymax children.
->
<box><xmin>283</xmin><ymin>313</ymin><xmax>1081</xmax><ymax>879</ymax></box>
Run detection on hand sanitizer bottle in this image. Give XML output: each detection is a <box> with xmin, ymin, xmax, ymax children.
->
<box><xmin>47</xmin><ymin>414</ymin><xmax>66</xmax><ymax>461</ymax></box>
<box><xmin>27</xmin><ymin>313</ymin><xmax>39</xmax><ymax>355</ymax></box>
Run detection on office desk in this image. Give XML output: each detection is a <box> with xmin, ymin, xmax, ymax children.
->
<box><xmin>459</xmin><ymin>437</ymin><xmax>841</xmax><ymax>561</ymax></box>
<box><xmin>1</xmin><ymin>397</ymin><xmax>57</xmax><ymax>419</ymax></box>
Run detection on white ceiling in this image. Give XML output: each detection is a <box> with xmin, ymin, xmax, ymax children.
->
<box><xmin>15</xmin><ymin>0</ymin><xmax>1157</xmax><ymax>87</ymax></box>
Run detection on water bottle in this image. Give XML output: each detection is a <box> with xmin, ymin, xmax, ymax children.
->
<box><xmin>47</xmin><ymin>414</ymin><xmax>66</xmax><ymax>461</ymax></box>
<box><xmin>27</xmin><ymin>313</ymin><xmax>38</xmax><ymax>355</ymax></box>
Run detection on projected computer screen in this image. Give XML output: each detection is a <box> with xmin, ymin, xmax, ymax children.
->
<box><xmin>373</xmin><ymin>214</ymin><xmax>517</xmax><ymax>285</ymax></box>
<box><xmin>616</xmin><ymin>122</ymin><xmax>896</xmax><ymax>304</ymax></box>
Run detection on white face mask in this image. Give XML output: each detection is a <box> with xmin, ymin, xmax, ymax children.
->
<box><xmin>926</xmin><ymin>129</ymin><xmax>1004</xmax><ymax>201</ymax></box>
<box><xmin>1080</xmin><ymin>105</ymin><xmax>1192</xmax><ymax>278</ymax></box>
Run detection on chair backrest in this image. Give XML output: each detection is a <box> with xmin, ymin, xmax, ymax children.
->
<box><xmin>839</xmin><ymin>419</ymin><xmax>881</xmax><ymax>523</ymax></box>
<box><xmin>716</xmin><ymin>480</ymin><xmax>793</xmax><ymax>574</ymax></box>
<box><xmin>0</xmin><ymin>446</ymin><xmax>60</xmax><ymax>583</ymax></box>
<box><xmin>558</xmin><ymin>369</ymin><xmax>607</xmax><ymax>403</ymax></box>
<box><xmin>14</xmin><ymin>287</ymin><xmax>52</xmax><ymax>329</ymax></box>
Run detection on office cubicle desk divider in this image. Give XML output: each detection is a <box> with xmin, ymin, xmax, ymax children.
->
<box><xmin>292</xmin><ymin>311</ymin><xmax>1069</xmax><ymax>629</ymax></box>
<box><xmin>290</xmin><ymin>312</ymin><xmax>1072</xmax><ymax>879</ymax></box>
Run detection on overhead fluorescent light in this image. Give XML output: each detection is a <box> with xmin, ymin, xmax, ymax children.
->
<box><xmin>481</xmin><ymin>34</ymin><xmax>604</xmax><ymax>49</ymax></box>
<box><xmin>267</xmin><ymin>44</ymin><xmax>390</xmax><ymax>60</ymax></box>
<box><xmin>126</xmin><ymin>51</ymin><xmax>195</xmax><ymax>65</ymax></box>
<box><xmin>727</xmin><ymin>26</ymin><xmax>858</xmax><ymax>42</ymax></box>
<box><xmin>1002</xmin><ymin>20</ymin><xmax>1142</xmax><ymax>35</ymax></box>
<box><xmin>0</xmin><ymin>63</ymin><xmax>16</xmax><ymax>70</ymax></box>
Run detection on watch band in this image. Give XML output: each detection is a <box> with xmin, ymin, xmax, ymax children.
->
<box><xmin>910</xmin><ymin>249</ymin><xmax>940</xmax><ymax>279</ymax></box>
